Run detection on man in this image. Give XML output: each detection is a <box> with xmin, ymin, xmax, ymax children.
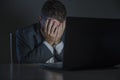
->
<box><xmin>16</xmin><ymin>0</ymin><xmax>67</xmax><ymax>63</ymax></box>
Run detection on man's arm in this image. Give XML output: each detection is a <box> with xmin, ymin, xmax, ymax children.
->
<box><xmin>16</xmin><ymin>29</ymin><xmax>53</xmax><ymax>63</ymax></box>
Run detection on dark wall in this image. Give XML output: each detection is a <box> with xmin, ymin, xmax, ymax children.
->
<box><xmin>0</xmin><ymin>0</ymin><xmax>120</xmax><ymax>63</ymax></box>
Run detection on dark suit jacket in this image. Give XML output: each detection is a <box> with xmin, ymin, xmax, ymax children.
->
<box><xmin>16</xmin><ymin>22</ymin><xmax>65</xmax><ymax>63</ymax></box>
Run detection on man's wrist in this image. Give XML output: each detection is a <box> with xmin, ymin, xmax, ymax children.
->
<box><xmin>45</xmin><ymin>40</ymin><xmax>54</xmax><ymax>46</ymax></box>
<box><xmin>54</xmin><ymin>39</ymin><xmax>61</xmax><ymax>45</ymax></box>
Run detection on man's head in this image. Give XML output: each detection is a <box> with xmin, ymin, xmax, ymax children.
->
<box><xmin>41</xmin><ymin>0</ymin><xmax>67</xmax><ymax>22</ymax></box>
<box><xmin>40</xmin><ymin>0</ymin><xmax>67</xmax><ymax>27</ymax></box>
<box><xmin>40</xmin><ymin>0</ymin><xmax>67</xmax><ymax>46</ymax></box>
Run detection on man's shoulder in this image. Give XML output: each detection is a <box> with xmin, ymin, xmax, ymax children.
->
<box><xmin>16</xmin><ymin>23</ymin><xmax>40</xmax><ymax>35</ymax></box>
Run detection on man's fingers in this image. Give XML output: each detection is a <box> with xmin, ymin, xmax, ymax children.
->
<box><xmin>48</xmin><ymin>19</ymin><xmax>54</xmax><ymax>35</ymax></box>
<box><xmin>56</xmin><ymin>26</ymin><xmax>61</xmax><ymax>39</ymax></box>
<box><xmin>54</xmin><ymin>27</ymin><xmax>59</xmax><ymax>36</ymax></box>
<box><xmin>51</xmin><ymin>20</ymin><xmax>60</xmax><ymax>34</ymax></box>
<box><xmin>51</xmin><ymin>22</ymin><xmax>57</xmax><ymax>35</ymax></box>
<box><xmin>44</xmin><ymin>19</ymin><xmax>49</xmax><ymax>33</ymax></box>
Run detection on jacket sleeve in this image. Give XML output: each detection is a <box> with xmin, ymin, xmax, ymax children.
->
<box><xmin>16</xmin><ymin>29</ymin><xmax>53</xmax><ymax>63</ymax></box>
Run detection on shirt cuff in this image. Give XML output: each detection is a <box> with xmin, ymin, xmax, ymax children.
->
<box><xmin>43</xmin><ymin>41</ymin><xmax>54</xmax><ymax>54</ymax></box>
<box><xmin>53</xmin><ymin>41</ymin><xmax>64</xmax><ymax>55</ymax></box>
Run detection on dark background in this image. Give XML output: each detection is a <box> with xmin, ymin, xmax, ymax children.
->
<box><xmin>0</xmin><ymin>0</ymin><xmax>120</xmax><ymax>63</ymax></box>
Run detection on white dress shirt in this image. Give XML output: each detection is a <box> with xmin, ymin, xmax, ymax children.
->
<box><xmin>43</xmin><ymin>41</ymin><xmax>64</xmax><ymax>63</ymax></box>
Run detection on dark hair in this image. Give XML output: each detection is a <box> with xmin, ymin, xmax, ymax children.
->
<box><xmin>41</xmin><ymin>0</ymin><xmax>67</xmax><ymax>22</ymax></box>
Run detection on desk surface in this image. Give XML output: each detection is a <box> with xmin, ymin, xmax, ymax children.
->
<box><xmin>1</xmin><ymin>64</ymin><xmax>120</xmax><ymax>80</ymax></box>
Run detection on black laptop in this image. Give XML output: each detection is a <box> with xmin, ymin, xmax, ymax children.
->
<box><xmin>63</xmin><ymin>17</ymin><xmax>120</xmax><ymax>70</ymax></box>
<box><xmin>39</xmin><ymin>17</ymin><xmax>120</xmax><ymax>70</ymax></box>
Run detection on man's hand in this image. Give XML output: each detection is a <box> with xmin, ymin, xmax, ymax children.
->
<box><xmin>41</xmin><ymin>18</ymin><xmax>66</xmax><ymax>46</ymax></box>
<box><xmin>54</xmin><ymin>20</ymin><xmax>66</xmax><ymax>45</ymax></box>
<box><xmin>40</xmin><ymin>18</ymin><xmax>59</xmax><ymax>46</ymax></box>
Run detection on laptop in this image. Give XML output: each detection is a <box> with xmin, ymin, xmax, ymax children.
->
<box><xmin>63</xmin><ymin>17</ymin><xmax>120</xmax><ymax>70</ymax></box>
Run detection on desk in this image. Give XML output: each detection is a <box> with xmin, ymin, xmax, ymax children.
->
<box><xmin>0</xmin><ymin>64</ymin><xmax>120</xmax><ymax>80</ymax></box>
